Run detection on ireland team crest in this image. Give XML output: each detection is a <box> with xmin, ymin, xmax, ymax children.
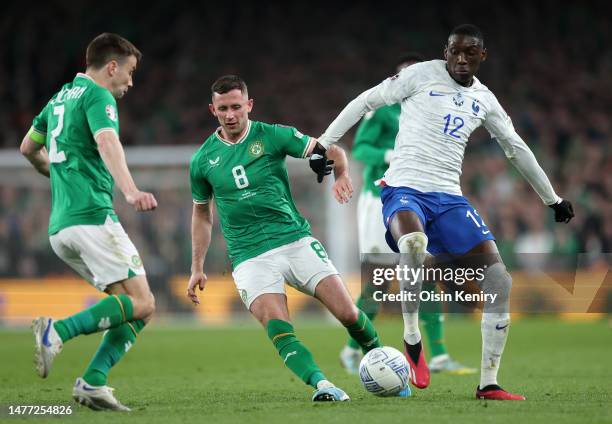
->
<box><xmin>105</xmin><ymin>104</ymin><xmax>117</xmax><ymax>121</ymax></box>
<box><xmin>248</xmin><ymin>141</ymin><xmax>264</xmax><ymax>158</ymax></box>
<box><xmin>131</xmin><ymin>255</ymin><xmax>142</xmax><ymax>268</ymax></box>
<box><xmin>239</xmin><ymin>289</ymin><xmax>248</xmax><ymax>304</ymax></box>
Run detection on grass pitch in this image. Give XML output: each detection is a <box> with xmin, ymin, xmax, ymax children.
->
<box><xmin>0</xmin><ymin>317</ymin><xmax>610</xmax><ymax>424</ymax></box>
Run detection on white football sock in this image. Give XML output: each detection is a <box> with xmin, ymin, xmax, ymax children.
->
<box><xmin>479</xmin><ymin>263</ymin><xmax>512</xmax><ymax>388</ymax></box>
<box><xmin>397</xmin><ymin>232</ymin><xmax>428</xmax><ymax>345</ymax></box>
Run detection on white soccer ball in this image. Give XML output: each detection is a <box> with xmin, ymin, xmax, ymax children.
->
<box><xmin>359</xmin><ymin>346</ymin><xmax>410</xmax><ymax>397</ymax></box>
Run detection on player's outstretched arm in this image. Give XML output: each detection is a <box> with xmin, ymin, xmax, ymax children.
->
<box><xmin>485</xmin><ymin>97</ymin><xmax>574</xmax><ymax>223</ymax></box>
<box><xmin>20</xmin><ymin>133</ymin><xmax>50</xmax><ymax>177</ymax></box>
<box><xmin>318</xmin><ymin>86</ymin><xmax>387</xmax><ymax>149</ymax></box>
<box><xmin>188</xmin><ymin>202</ymin><xmax>213</xmax><ymax>305</ymax></box>
<box><xmin>327</xmin><ymin>145</ymin><xmax>353</xmax><ymax>204</ymax></box>
<box><xmin>95</xmin><ymin>131</ymin><xmax>157</xmax><ymax>211</ymax></box>
<box><xmin>495</xmin><ymin>133</ymin><xmax>574</xmax><ymax>223</ymax></box>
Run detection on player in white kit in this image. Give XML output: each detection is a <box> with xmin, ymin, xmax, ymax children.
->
<box><xmin>314</xmin><ymin>24</ymin><xmax>574</xmax><ymax>400</ymax></box>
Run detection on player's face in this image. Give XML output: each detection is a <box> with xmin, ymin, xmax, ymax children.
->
<box><xmin>209</xmin><ymin>90</ymin><xmax>254</xmax><ymax>140</ymax></box>
<box><xmin>109</xmin><ymin>55</ymin><xmax>137</xmax><ymax>99</ymax></box>
<box><xmin>444</xmin><ymin>35</ymin><xmax>486</xmax><ymax>85</ymax></box>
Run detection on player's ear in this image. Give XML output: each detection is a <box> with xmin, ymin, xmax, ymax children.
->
<box><xmin>481</xmin><ymin>48</ymin><xmax>487</xmax><ymax>62</ymax></box>
<box><xmin>246</xmin><ymin>99</ymin><xmax>254</xmax><ymax>113</ymax></box>
<box><xmin>107</xmin><ymin>60</ymin><xmax>118</xmax><ymax>77</ymax></box>
<box><xmin>208</xmin><ymin>104</ymin><xmax>217</xmax><ymax>117</ymax></box>
<box><xmin>443</xmin><ymin>45</ymin><xmax>449</xmax><ymax>61</ymax></box>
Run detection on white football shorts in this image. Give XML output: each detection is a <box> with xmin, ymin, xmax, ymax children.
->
<box><xmin>232</xmin><ymin>236</ymin><xmax>339</xmax><ymax>309</ymax></box>
<box><xmin>49</xmin><ymin>217</ymin><xmax>146</xmax><ymax>292</ymax></box>
<box><xmin>357</xmin><ymin>190</ymin><xmax>397</xmax><ymax>263</ymax></box>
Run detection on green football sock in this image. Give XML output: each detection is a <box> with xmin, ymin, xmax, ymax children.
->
<box><xmin>53</xmin><ymin>294</ymin><xmax>134</xmax><ymax>343</ymax></box>
<box><xmin>82</xmin><ymin>320</ymin><xmax>145</xmax><ymax>386</ymax></box>
<box><xmin>419</xmin><ymin>286</ymin><xmax>447</xmax><ymax>357</ymax></box>
<box><xmin>347</xmin><ymin>283</ymin><xmax>381</xmax><ymax>349</ymax></box>
<box><xmin>345</xmin><ymin>310</ymin><xmax>382</xmax><ymax>353</ymax></box>
<box><xmin>267</xmin><ymin>319</ymin><xmax>325</xmax><ymax>388</ymax></box>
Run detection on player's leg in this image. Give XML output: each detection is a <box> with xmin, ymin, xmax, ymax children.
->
<box><xmin>234</xmin><ymin>253</ymin><xmax>348</xmax><ymax>401</ymax></box>
<box><xmin>388</xmin><ymin>209</ymin><xmax>430</xmax><ymax>388</ymax></box>
<box><xmin>457</xmin><ymin>241</ymin><xmax>522</xmax><ymax>400</ymax></box>
<box><xmin>434</xmin><ymin>199</ymin><xmax>524</xmax><ymax>400</ymax></box>
<box><xmin>44</xmin><ymin>225</ymin><xmax>153</xmax><ymax>347</ymax></box>
<box><xmin>300</xmin><ymin>245</ymin><xmax>409</xmax><ymax>398</ymax></box>
<box><xmin>73</xmin><ymin>276</ymin><xmax>154</xmax><ymax>412</ymax></box>
<box><xmin>33</xmin><ymin>225</ymin><xmax>148</xmax><ymax>381</ymax></box>
<box><xmin>315</xmin><ymin>275</ymin><xmax>382</xmax><ymax>353</ymax></box>
<box><xmin>342</xmin><ymin>191</ymin><xmax>391</xmax><ymax>372</ymax></box>
<box><xmin>79</xmin><ymin>276</ymin><xmax>154</xmax><ymax>388</ymax></box>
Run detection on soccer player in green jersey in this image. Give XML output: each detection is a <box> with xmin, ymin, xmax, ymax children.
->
<box><xmin>187</xmin><ymin>75</ymin><xmax>400</xmax><ymax>401</ymax></box>
<box><xmin>340</xmin><ymin>53</ymin><xmax>475</xmax><ymax>376</ymax></box>
<box><xmin>20</xmin><ymin>33</ymin><xmax>157</xmax><ymax>411</ymax></box>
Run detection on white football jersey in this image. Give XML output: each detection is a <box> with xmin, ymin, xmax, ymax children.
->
<box><xmin>378</xmin><ymin>59</ymin><xmax>517</xmax><ymax>195</ymax></box>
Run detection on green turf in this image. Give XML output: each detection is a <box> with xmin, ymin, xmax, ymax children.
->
<box><xmin>0</xmin><ymin>318</ymin><xmax>610</xmax><ymax>423</ymax></box>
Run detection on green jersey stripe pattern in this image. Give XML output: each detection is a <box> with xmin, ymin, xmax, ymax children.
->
<box><xmin>190</xmin><ymin>121</ymin><xmax>312</xmax><ymax>268</ymax></box>
<box><xmin>31</xmin><ymin>73</ymin><xmax>120</xmax><ymax>235</ymax></box>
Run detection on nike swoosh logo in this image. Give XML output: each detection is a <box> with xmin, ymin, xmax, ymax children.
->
<box><xmin>42</xmin><ymin>318</ymin><xmax>52</xmax><ymax>347</ymax></box>
<box><xmin>495</xmin><ymin>323</ymin><xmax>509</xmax><ymax>330</ymax></box>
<box><xmin>82</xmin><ymin>384</ymin><xmax>98</xmax><ymax>391</ymax></box>
<box><xmin>482</xmin><ymin>229</ymin><xmax>490</xmax><ymax>235</ymax></box>
<box><xmin>429</xmin><ymin>91</ymin><xmax>445</xmax><ymax>96</ymax></box>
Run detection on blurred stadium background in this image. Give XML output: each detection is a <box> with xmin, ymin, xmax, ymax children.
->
<box><xmin>0</xmin><ymin>0</ymin><xmax>610</xmax><ymax>326</ymax></box>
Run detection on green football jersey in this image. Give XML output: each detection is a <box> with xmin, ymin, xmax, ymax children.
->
<box><xmin>190</xmin><ymin>120</ymin><xmax>314</xmax><ymax>268</ymax></box>
<box><xmin>30</xmin><ymin>73</ymin><xmax>120</xmax><ymax>235</ymax></box>
<box><xmin>352</xmin><ymin>104</ymin><xmax>400</xmax><ymax>197</ymax></box>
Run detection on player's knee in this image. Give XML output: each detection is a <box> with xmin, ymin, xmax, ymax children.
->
<box><xmin>143</xmin><ymin>292</ymin><xmax>156</xmax><ymax>317</ymax></box>
<box><xmin>133</xmin><ymin>292</ymin><xmax>156</xmax><ymax>319</ymax></box>
<box><xmin>337</xmin><ymin>305</ymin><xmax>360</xmax><ymax>326</ymax></box>
<box><xmin>482</xmin><ymin>262</ymin><xmax>512</xmax><ymax>313</ymax></box>
<box><xmin>397</xmin><ymin>232</ymin><xmax>428</xmax><ymax>255</ymax></box>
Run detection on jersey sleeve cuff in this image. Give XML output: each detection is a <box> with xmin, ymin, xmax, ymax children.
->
<box><xmin>193</xmin><ymin>199</ymin><xmax>210</xmax><ymax>205</ymax></box>
<box><xmin>93</xmin><ymin>127</ymin><xmax>119</xmax><ymax>140</ymax></box>
<box><xmin>302</xmin><ymin>137</ymin><xmax>317</xmax><ymax>158</ymax></box>
<box><xmin>28</xmin><ymin>127</ymin><xmax>46</xmax><ymax>145</ymax></box>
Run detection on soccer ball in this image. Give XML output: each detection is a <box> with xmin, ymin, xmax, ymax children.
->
<box><xmin>359</xmin><ymin>346</ymin><xmax>410</xmax><ymax>397</ymax></box>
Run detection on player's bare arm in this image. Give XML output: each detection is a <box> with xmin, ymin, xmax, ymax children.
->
<box><xmin>95</xmin><ymin>130</ymin><xmax>157</xmax><ymax>211</ymax></box>
<box><xmin>188</xmin><ymin>201</ymin><xmax>213</xmax><ymax>305</ymax></box>
<box><xmin>20</xmin><ymin>134</ymin><xmax>50</xmax><ymax>177</ymax></box>
<box><xmin>326</xmin><ymin>145</ymin><xmax>353</xmax><ymax>204</ymax></box>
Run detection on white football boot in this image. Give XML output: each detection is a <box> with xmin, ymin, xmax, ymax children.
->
<box><xmin>32</xmin><ymin>317</ymin><xmax>63</xmax><ymax>378</ymax></box>
<box><xmin>72</xmin><ymin>377</ymin><xmax>131</xmax><ymax>411</ymax></box>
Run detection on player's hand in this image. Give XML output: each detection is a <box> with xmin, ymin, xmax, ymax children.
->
<box><xmin>309</xmin><ymin>144</ymin><xmax>334</xmax><ymax>183</ymax></box>
<box><xmin>187</xmin><ymin>272</ymin><xmax>208</xmax><ymax>305</ymax></box>
<box><xmin>126</xmin><ymin>190</ymin><xmax>158</xmax><ymax>211</ymax></box>
<box><xmin>332</xmin><ymin>174</ymin><xmax>353</xmax><ymax>204</ymax></box>
<box><xmin>549</xmin><ymin>199</ymin><xmax>574</xmax><ymax>223</ymax></box>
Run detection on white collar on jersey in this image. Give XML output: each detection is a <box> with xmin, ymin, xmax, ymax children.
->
<box><xmin>215</xmin><ymin>120</ymin><xmax>252</xmax><ymax>146</ymax></box>
<box><xmin>75</xmin><ymin>73</ymin><xmax>95</xmax><ymax>82</ymax></box>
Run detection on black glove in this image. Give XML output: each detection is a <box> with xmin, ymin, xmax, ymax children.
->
<box><xmin>549</xmin><ymin>199</ymin><xmax>574</xmax><ymax>223</ymax></box>
<box><xmin>309</xmin><ymin>144</ymin><xmax>334</xmax><ymax>183</ymax></box>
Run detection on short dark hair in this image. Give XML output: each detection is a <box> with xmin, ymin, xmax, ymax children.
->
<box><xmin>448</xmin><ymin>24</ymin><xmax>484</xmax><ymax>47</ymax></box>
<box><xmin>211</xmin><ymin>75</ymin><xmax>248</xmax><ymax>96</ymax></box>
<box><xmin>86</xmin><ymin>33</ymin><xmax>142</xmax><ymax>69</ymax></box>
<box><xmin>396</xmin><ymin>52</ymin><xmax>424</xmax><ymax>67</ymax></box>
